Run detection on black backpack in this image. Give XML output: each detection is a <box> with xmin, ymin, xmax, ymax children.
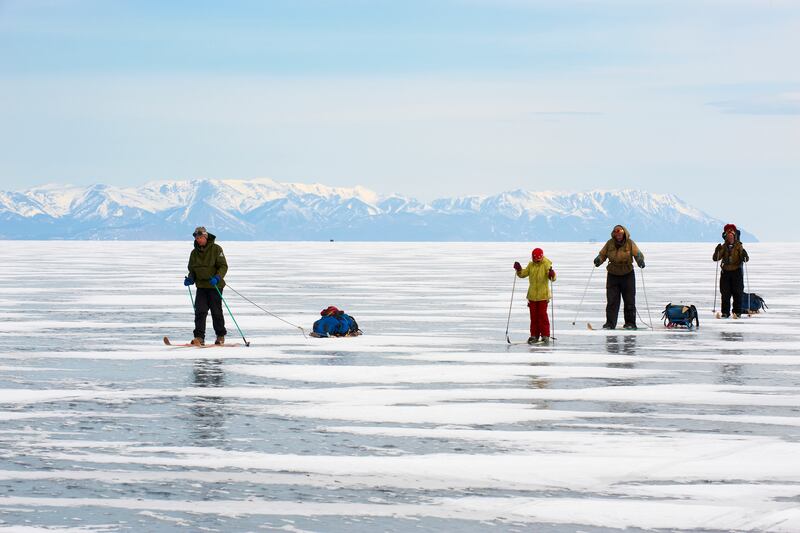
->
<box><xmin>662</xmin><ymin>303</ymin><xmax>699</xmax><ymax>329</ymax></box>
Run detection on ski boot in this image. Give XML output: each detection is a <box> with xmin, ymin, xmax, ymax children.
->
<box><xmin>539</xmin><ymin>336</ymin><xmax>550</xmax><ymax>345</ymax></box>
<box><xmin>602</xmin><ymin>323</ymin><xmax>615</xmax><ymax>330</ymax></box>
<box><xmin>190</xmin><ymin>337</ymin><xmax>205</xmax><ymax>346</ymax></box>
<box><xmin>215</xmin><ymin>336</ymin><xmax>225</xmax><ymax>345</ymax></box>
<box><xmin>622</xmin><ymin>323</ymin><xmax>638</xmax><ymax>330</ymax></box>
<box><xmin>527</xmin><ymin>336</ymin><xmax>539</xmax><ymax>345</ymax></box>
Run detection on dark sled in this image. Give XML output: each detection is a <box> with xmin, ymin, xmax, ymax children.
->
<box><xmin>662</xmin><ymin>303</ymin><xmax>699</xmax><ymax>330</ymax></box>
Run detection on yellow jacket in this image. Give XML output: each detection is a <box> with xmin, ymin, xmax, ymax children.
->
<box><xmin>517</xmin><ymin>257</ymin><xmax>556</xmax><ymax>301</ymax></box>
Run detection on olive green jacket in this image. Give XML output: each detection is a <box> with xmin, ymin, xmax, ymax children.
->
<box><xmin>187</xmin><ymin>233</ymin><xmax>228</xmax><ymax>289</ymax></box>
<box><xmin>713</xmin><ymin>241</ymin><xmax>748</xmax><ymax>272</ymax></box>
<box><xmin>597</xmin><ymin>225</ymin><xmax>643</xmax><ymax>276</ymax></box>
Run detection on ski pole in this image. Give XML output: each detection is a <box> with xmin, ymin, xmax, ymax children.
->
<box><xmin>638</xmin><ymin>266</ymin><xmax>654</xmax><ymax>329</ymax></box>
<box><xmin>572</xmin><ymin>266</ymin><xmax>595</xmax><ymax>325</ymax></box>
<box><xmin>743</xmin><ymin>261</ymin><xmax>751</xmax><ymax>315</ymax></box>
<box><xmin>215</xmin><ymin>286</ymin><xmax>250</xmax><ymax>346</ymax></box>
<box><xmin>505</xmin><ymin>272</ymin><xmax>517</xmax><ymax>344</ymax></box>
<box><xmin>713</xmin><ymin>259</ymin><xmax>719</xmax><ymax>314</ymax></box>
<box><xmin>224</xmin><ymin>284</ymin><xmax>307</xmax><ymax>338</ymax></box>
<box><xmin>187</xmin><ymin>285</ymin><xmax>195</xmax><ymax>310</ymax></box>
<box><xmin>550</xmin><ymin>279</ymin><xmax>556</xmax><ymax>342</ymax></box>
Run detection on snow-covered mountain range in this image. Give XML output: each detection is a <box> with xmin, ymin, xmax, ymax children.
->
<box><xmin>0</xmin><ymin>178</ymin><xmax>756</xmax><ymax>241</ymax></box>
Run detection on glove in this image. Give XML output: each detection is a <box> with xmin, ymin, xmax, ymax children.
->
<box><xmin>513</xmin><ymin>261</ymin><xmax>522</xmax><ymax>271</ymax></box>
<box><xmin>210</xmin><ymin>275</ymin><xmax>220</xmax><ymax>286</ymax></box>
<box><xmin>636</xmin><ymin>259</ymin><xmax>645</xmax><ymax>269</ymax></box>
<box><xmin>548</xmin><ymin>268</ymin><xmax>556</xmax><ymax>280</ymax></box>
<box><xmin>183</xmin><ymin>276</ymin><xmax>194</xmax><ymax>286</ymax></box>
<box><xmin>593</xmin><ymin>255</ymin><xmax>602</xmax><ymax>267</ymax></box>
<box><xmin>742</xmin><ymin>251</ymin><xmax>749</xmax><ymax>263</ymax></box>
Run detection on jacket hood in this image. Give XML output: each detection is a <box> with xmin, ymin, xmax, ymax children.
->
<box><xmin>611</xmin><ymin>225</ymin><xmax>630</xmax><ymax>243</ymax></box>
<box><xmin>193</xmin><ymin>232</ymin><xmax>217</xmax><ymax>251</ymax></box>
<box><xmin>721</xmin><ymin>227</ymin><xmax>741</xmax><ymax>242</ymax></box>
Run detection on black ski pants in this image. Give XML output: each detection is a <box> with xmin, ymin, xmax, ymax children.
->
<box><xmin>605</xmin><ymin>271</ymin><xmax>636</xmax><ymax>328</ymax></box>
<box><xmin>720</xmin><ymin>268</ymin><xmax>744</xmax><ymax>316</ymax></box>
<box><xmin>194</xmin><ymin>287</ymin><xmax>227</xmax><ymax>340</ymax></box>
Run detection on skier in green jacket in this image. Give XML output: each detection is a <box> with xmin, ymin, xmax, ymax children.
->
<box><xmin>183</xmin><ymin>226</ymin><xmax>228</xmax><ymax>345</ymax></box>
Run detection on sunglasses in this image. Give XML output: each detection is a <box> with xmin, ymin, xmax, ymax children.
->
<box><xmin>193</xmin><ymin>232</ymin><xmax>207</xmax><ymax>238</ymax></box>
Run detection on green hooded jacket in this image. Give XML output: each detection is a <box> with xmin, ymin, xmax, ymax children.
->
<box><xmin>597</xmin><ymin>225</ymin><xmax>643</xmax><ymax>276</ymax></box>
<box><xmin>187</xmin><ymin>233</ymin><xmax>228</xmax><ymax>289</ymax></box>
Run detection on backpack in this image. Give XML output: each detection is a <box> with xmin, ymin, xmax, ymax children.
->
<box><xmin>741</xmin><ymin>293</ymin><xmax>767</xmax><ymax>313</ymax></box>
<box><xmin>312</xmin><ymin>315</ymin><xmax>341</xmax><ymax>337</ymax></box>
<box><xmin>338</xmin><ymin>312</ymin><xmax>362</xmax><ymax>336</ymax></box>
<box><xmin>662</xmin><ymin>303</ymin><xmax>699</xmax><ymax>329</ymax></box>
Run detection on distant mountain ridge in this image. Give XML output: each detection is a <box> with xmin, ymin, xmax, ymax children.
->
<box><xmin>0</xmin><ymin>178</ymin><xmax>756</xmax><ymax>242</ymax></box>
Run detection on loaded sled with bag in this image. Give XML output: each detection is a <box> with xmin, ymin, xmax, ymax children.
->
<box><xmin>662</xmin><ymin>303</ymin><xmax>699</xmax><ymax>329</ymax></box>
<box><xmin>741</xmin><ymin>293</ymin><xmax>767</xmax><ymax>314</ymax></box>
<box><xmin>310</xmin><ymin>306</ymin><xmax>362</xmax><ymax>338</ymax></box>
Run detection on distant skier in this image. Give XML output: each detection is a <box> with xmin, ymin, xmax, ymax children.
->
<box><xmin>593</xmin><ymin>225</ymin><xmax>645</xmax><ymax>330</ymax></box>
<box><xmin>514</xmin><ymin>247</ymin><xmax>557</xmax><ymax>344</ymax></box>
<box><xmin>713</xmin><ymin>223</ymin><xmax>749</xmax><ymax>318</ymax></box>
<box><xmin>183</xmin><ymin>226</ymin><xmax>228</xmax><ymax>345</ymax></box>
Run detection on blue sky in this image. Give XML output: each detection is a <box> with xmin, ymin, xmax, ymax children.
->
<box><xmin>1</xmin><ymin>0</ymin><xmax>798</xmax><ymax>239</ymax></box>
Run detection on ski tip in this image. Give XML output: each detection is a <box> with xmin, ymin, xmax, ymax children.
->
<box><xmin>587</xmin><ymin>323</ymin><xmax>594</xmax><ymax>330</ymax></box>
<box><xmin>163</xmin><ymin>336</ymin><xmax>171</xmax><ymax>345</ymax></box>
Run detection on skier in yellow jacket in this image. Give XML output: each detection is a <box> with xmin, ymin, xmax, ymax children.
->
<box><xmin>514</xmin><ymin>247</ymin><xmax>557</xmax><ymax>344</ymax></box>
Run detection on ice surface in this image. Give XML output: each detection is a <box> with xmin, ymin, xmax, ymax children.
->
<box><xmin>0</xmin><ymin>241</ymin><xmax>798</xmax><ymax>532</ymax></box>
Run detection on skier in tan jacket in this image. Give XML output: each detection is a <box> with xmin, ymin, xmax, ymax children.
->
<box><xmin>594</xmin><ymin>225</ymin><xmax>645</xmax><ymax>330</ymax></box>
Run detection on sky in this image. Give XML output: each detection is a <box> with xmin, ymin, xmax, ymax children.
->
<box><xmin>0</xmin><ymin>0</ymin><xmax>798</xmax><ymax>240</ymax></box>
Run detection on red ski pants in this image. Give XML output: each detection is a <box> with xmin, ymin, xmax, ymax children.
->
<box><xmin>527</xmin><ymin>300</ymin><xmax>550</xmax><ymax>338</ymax></box>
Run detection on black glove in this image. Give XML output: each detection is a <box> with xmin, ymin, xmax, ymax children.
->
<box><xmin>593</xmin><ymin>255</ymin><xmax>602</xmax><ymax>267</ymax></box>
<box><xmin>513</xmin><ymin>261</ymin><xmax>522</xmax><ymax>271</ymax></box>
<box><xmin>636</xmin><ymin>258</ymin><xmax>645</xmax><ymax>269</ymax></box>
<box><xmin>742</xmin><ymin>251</ymin><xmax>749</xmax><ymax>263</ymax></box>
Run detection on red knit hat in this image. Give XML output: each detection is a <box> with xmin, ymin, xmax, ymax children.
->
<box><xmin>723</xmin><ymin>224</ymin><xmax>737</xmax><ymax>233</ymax></box>
<box><xmin>531</xmin><ymin>248</ymin><xmax>544</xmax><ymax>261</ymax></box>
<box><xmin>320</xmin><ymin>306</ymin><xmax>339</xmax><ymax>316</ymax></box>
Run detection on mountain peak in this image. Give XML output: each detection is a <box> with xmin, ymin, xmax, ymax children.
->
<box><xmin>0</xmin><ymin>179</ymin><xmax>756</xmax><ymax>241</ymax></box>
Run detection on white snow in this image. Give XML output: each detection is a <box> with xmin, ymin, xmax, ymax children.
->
<box><xmin>0</xmin><ymin>241</ymin><xmax>797</xmax><ymax>531</ymax></box>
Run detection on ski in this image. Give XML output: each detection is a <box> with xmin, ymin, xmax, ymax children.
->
<box><xmin>507</xmin><ymin>339</ymin><xmax>554</xmax><ymax>346</ymax></box>
<box><xmin>714</xmin><ymin>313</ymin><xmax>749</xmax><ymax>320</ymax></box>
<box><xmin>163</xmin><ymin>336</ymin><xmax>242</xmax><ymax>348</ymax></box>
<box><xmin>587</xmin><ymin>323</ymin><xmax>650</xmax><ymax>332</ymax></box>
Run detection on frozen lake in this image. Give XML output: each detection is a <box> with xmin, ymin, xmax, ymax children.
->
<box><xmin>1</xmin><ymin>241</ymin><xmax>799</xmax><ymax>532</ymax></box>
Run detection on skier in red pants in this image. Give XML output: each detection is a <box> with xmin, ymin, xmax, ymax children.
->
<box><xmin>514</xmin><ymin>247</ymin><xmax>557</xmax><ymax>344</ymax></box>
